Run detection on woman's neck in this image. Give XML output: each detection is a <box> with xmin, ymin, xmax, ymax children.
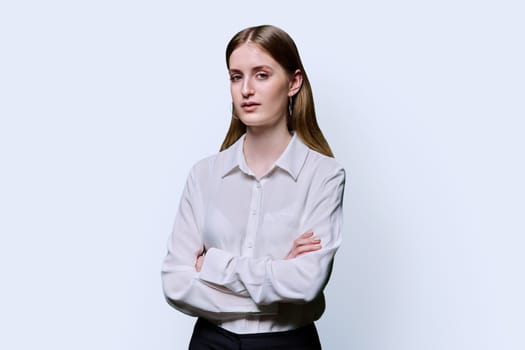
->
<box><xmin>243</xmin><ymin>123</ymin><xmax>292</xmax><ymax>179</ymax></box>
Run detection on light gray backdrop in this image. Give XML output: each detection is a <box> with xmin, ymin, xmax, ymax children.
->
<box><xmin>1</xmin><ymin>1</ymin><xmax>523</xmax><ymax>349</ymax></box>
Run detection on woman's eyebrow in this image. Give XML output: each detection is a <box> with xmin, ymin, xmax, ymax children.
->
<box><xmin>252</xmin><ymin>65</ymin><xmax>273</xmax><ymax>72</ymax></box>
<box><xmin>229</xmin><ymin>65</ymin><xmax>273</xmax><ymax>73</ymax></box>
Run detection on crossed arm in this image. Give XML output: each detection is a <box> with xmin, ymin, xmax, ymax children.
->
<box><xmin>161</xmin><ymin>163</ymin><xmax>345</xmax><ymax>319</ymax></box>
<box><xmin>195</xmin><ymin>231</ymin><xmax>321</xmax><ymax>271</ymax></box>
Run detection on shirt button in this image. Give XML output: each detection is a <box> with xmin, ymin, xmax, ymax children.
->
<box><xmin>251</xmin><ymin>210</ymin><xmax>257</xmax><ymax>215</ymax></box>
<box><xmin>247</xmin><ymin>241</ymin><xmax>253</xmax><ymax>248</ymax></box>
<box><xmin>256</xmin><ymin>183</ymin><xmax>261</xmax><ymax>189</ymax></box>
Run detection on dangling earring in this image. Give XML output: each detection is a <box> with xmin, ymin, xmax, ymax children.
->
<box><xmin>288</xmin><ymin>96</ymin><xmax>293</xmax><ymax>117</ymax></box>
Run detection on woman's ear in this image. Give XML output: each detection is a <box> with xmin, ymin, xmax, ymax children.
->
<box><xmin>288</xmin><ymin>69</ymin><xmax>303</xmax><ymax>97</ymax></box>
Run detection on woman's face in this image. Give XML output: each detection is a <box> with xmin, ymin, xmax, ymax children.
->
<box><xmin>228</xmin><ymin>43</ymin><xmax>301</xmax><ymax>129</ymax></box>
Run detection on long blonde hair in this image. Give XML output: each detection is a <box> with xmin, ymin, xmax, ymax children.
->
<box><xmin>220</xmin><ymin>25</ymin><xmax>334</xmax><ymax>157</ymax></box>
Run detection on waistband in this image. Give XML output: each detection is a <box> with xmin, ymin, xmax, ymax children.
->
<box><xmin>196</xmin><ymin>317</ymin><xmax>318</xmax><ymax>340</ymax></box>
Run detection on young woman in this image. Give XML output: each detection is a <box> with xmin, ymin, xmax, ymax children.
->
<box><xmin>162</xmin><ymin>25</ymin><xmax>345</xmax><ymax>350</ymax></box>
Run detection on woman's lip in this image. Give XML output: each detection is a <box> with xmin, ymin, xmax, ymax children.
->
<box><xmin>241</xmin><ymin>102</ymin><xmax>259</xmax><ymax>107</ymax></box>
<box><xmin>242</xmin><ymin>103</ymin><xmax>259</xmax><ymax>112</ymax></box>
<box><xmin>241</xmin><ymin>102</ymin><xmax>260</xmax><ymax>111</ymax></box>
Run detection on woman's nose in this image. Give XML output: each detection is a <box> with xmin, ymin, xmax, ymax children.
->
<box><xmin>241</xmin><ymin>78</ymin><xmax>254</xmax><ymax>97</ymax></box>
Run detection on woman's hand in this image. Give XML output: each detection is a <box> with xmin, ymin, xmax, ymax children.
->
<box><xmin>195</xmin><ymin>253</ymin><xmax>205</xmax><ymax>272</ymax></box>
<box><xmin>286</xmin><ymin>231</ymin><xmax>322</xmax><ymax>259</ymax></box>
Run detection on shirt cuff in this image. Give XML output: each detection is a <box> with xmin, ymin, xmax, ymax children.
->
<box><xmin>199</xmin><ymin>248</ymin><xmax>278</xmax><ymax>314</ymax></box>
<box><xmin>199</xmin><ymin>247</ymin><xmax>249</xmax><ymax>295</ymax></box>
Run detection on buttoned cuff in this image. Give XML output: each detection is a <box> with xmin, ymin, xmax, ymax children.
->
<box><xmin>199</xmin><ymin>248</ymin><xmax>245</xmax><ymax>293</ymax></box>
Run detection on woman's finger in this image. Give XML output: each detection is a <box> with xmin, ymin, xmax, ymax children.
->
<box><xmin>286</xmin><ymin>231</ymin><xmax>322</xmax><ymax>259</ymax></box>
<box><xmin>294</xmin><ymin>243</ymin><xmax>322</xmax><ymax>255</ymax></box>
<box><xmin>286</xmin><ymin>242</ymin><xmax>322</xmax><ymax>259</ymax></box>
<box><xmin>195</xmin><ymin>255</ymin><xmax>205</xmax><ymax>272</ymax></box>
<box><xmin>294</xmin><ymin>235</ymin><xmax>320</xmax><ymax>247</ymax></box>
<box><xmin>297</xmin><ymin>231</ymin><xmax>314</xmax><ymax>239</ymax></box>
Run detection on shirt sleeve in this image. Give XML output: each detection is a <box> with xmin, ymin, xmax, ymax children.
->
<box><xmin>161</xmin><ymin>164</ymin><xmax>278</xmax><ymax>320</ymax></box>
<box><xmin>198</xmin><ymin>165</ymin><xmax>346</xmax><ymax>305</ymax></box>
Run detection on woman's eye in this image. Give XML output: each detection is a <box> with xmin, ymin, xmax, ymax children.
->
<box><xmin>230</xmin><ymin>75</ymin><xmax>242</xmax><ymax>82</ymax></box>
<box><xmin>256</xmin><ymin>72</ymin><xmax>269</xmax><ymax>79</ymax></box>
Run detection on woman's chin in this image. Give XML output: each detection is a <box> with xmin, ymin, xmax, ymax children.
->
<box><xmin>239</xmin><ymin>115</ymin><xmax>285</xmax><ymax>130</ymax></box>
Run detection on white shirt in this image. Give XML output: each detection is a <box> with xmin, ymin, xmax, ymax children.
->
<box><xmin>161</xmin><ymin>133</ymin><xmax>345</xmax><ymax>334</ymax></box>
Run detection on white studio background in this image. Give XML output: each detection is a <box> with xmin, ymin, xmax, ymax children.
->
<box><xmin>0</xmin><ymin>1</ymin><xmax>523</xmax><ymax>349</ymax></box>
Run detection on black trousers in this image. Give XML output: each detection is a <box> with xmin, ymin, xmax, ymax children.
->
<box><xmin>188</xmin><ymin>318</ymin><xmax>322</xmax><ymax>350</ymax></box>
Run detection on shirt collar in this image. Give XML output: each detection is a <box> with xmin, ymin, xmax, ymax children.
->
<box><xmin>221</xmin><ymin>132</ymin><xmax>309</xmax><ymax>181</ymax></box>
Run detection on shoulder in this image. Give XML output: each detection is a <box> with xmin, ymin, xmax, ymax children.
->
<box><xmin>299</xmin><ymin>148</ymin><xmax>346</xmax><ymax>204</ymax></box>
<box><xmin>187</xmin><ymin>146</ymin><xmax>236</xmax><ymax>181</ymax></box>
<box><xmin>304</xmin><ymin>147</ymin><xmax>346</xmax><ymax>181</ymax></box>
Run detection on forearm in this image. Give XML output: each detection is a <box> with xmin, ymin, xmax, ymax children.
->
<box><xmin>162</xmin><ymin>263</ymin><xmax>277</xmax><ymax>320</ymax></box>
<box><xmin>198</xmin><ymin>242</ymin><xmax>339</xmax><ymax>305</ymax></box>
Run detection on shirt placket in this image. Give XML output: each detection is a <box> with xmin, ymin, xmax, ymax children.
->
<box><xmin>242</xmin><ymin>178</ymin><xmax>263</xmax><ymax>257</ymax></box>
